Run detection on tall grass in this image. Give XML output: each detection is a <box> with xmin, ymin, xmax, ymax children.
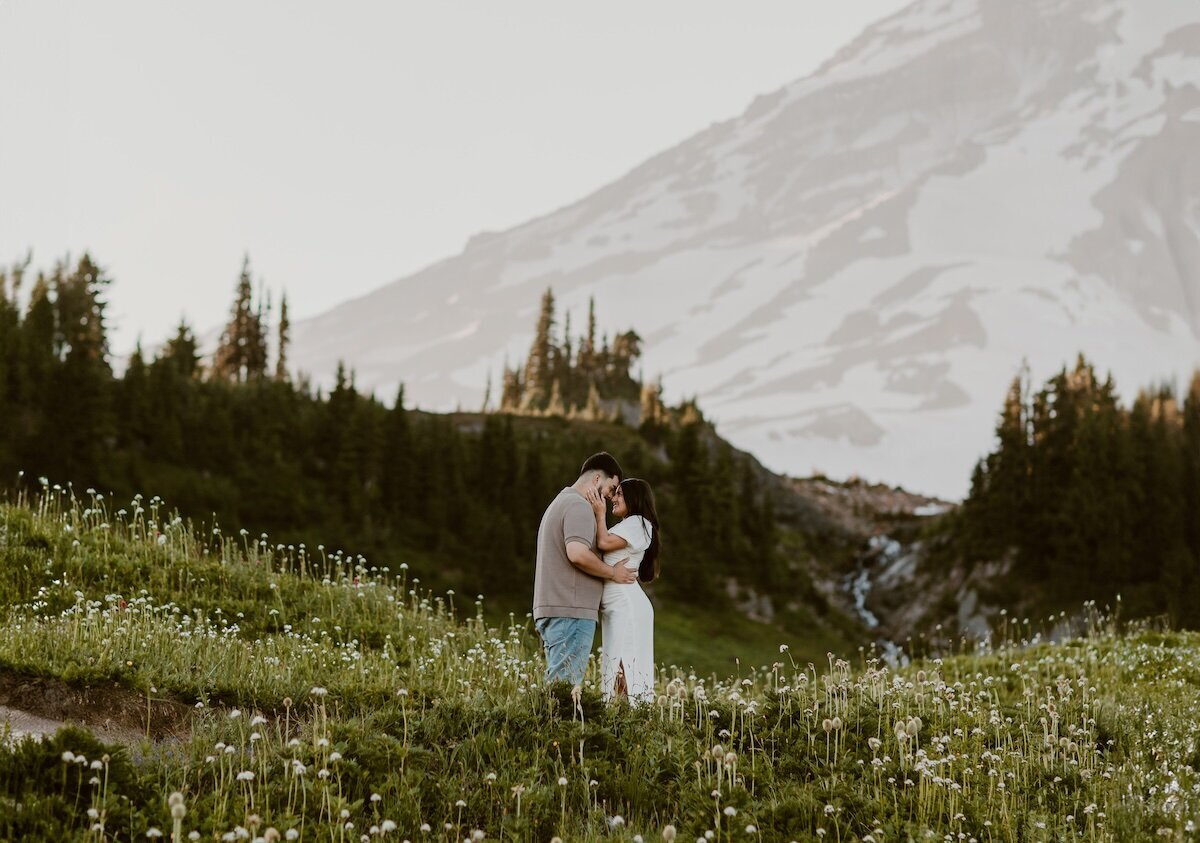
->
<box><xmin>1</xmin><ymin>484</ymin><xmax>1198</xmax><ymax>841</ymax></box>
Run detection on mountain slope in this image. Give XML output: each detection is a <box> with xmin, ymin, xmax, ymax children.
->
<box><xmin>290</xmin><ymin>0</ymin><xmax>1200</xmax><ymax>498</ymax></box>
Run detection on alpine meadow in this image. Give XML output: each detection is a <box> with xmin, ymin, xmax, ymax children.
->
<box><xmin>5</xmin><ymin>0</ymin><xmax>1200</xmax><ymax>839</ymax></box>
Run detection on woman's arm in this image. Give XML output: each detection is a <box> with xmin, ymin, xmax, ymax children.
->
<box><xmin>585</xmin><ymin>487</ymin><xmax>629</xmax><ymax>554</ymax></box>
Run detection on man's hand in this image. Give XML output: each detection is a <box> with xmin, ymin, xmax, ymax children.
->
<box><xmin>610</xmin><ymin>564</ymin><xmax>637</xmax><ymax>585</ymax></box>
<box><xmin>566</xmin><ymin>541</ymin><xmax>638</xmax><ymax>584</ymax></box>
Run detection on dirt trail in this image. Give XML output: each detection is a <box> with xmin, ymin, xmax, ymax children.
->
<box><xmin>0</xmin><ymin>704</ymin><xmax>69</xmax><ymax>742</ymax></box>
<box><xmin>0</xmin><ymin>671</ymin><xmax>193</xmax><ymax>745</ymax></box>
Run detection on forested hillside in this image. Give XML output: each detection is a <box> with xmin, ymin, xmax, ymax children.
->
<box><xmin>0</xmin><ymin>255</ymin><xmax>861</xmax><ymax>671</ymax></box>
<box><xmin>944</xmin><ymin>357</ymin><xmax>1200</xmax><ymax>625</ymax></box>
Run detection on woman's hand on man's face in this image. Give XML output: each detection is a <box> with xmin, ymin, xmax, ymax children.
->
<box><xmin>584</xmin><ymin>486</ymin><xmax>606</xmax><ymax>515</ymax></box>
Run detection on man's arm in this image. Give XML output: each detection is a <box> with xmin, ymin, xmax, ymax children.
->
<box><xmin>566</xmin><ymin>541</ymin><xmax>638</xmax><ymax>584</ymax></box>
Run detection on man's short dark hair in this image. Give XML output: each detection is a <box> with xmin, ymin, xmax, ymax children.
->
<box><xmin>580</xmin><ymin>452</ymin><xmax>622</xmax><ymax>480</ymax></box>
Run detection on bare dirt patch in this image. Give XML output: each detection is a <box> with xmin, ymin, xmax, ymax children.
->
<box><xmin>0</xmin><ymin>671</ymin><xmax>193</xmax><ymax>744</ymax></box>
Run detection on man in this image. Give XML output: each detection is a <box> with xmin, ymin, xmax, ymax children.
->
<box><xmin>533</xmin><ymin>452</ymin><xmax>637</xmax><ymax>692</ymax></box>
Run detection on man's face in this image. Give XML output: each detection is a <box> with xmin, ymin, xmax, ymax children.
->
<box><xmin>596</xmin><ymin>474</ymin><xmax>621</xmax><ymax>500</ymax></box>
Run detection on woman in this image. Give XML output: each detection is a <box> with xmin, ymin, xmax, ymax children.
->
<box><xmin>585</xmin><ymin>478</ymin><xmax>662</xmax><ymax>704</ymax></box>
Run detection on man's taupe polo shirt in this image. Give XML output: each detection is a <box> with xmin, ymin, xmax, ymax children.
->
<box><xmin>532</xmin><ymin>487</ymin><xmax>601</xmax><ymax>621</ymax></box>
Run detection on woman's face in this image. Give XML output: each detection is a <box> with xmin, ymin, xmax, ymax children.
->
<box><xmin>611</xmin><ymin>484</ymin><xmax>629</xmax><ymax>518</ymax></box>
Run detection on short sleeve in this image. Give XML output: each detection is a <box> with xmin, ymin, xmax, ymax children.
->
<box><xmin>610</xmin><ymin>516</ymin><xmax>652</xmax><ymax>553</ymax></box>
<box><xmin>563</xmin><ymin>497</ymin><xmax>597</xmax><ymax>548</ymax></box>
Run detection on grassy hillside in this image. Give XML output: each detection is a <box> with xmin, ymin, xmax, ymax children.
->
<box><xmin>1</xmin><ymin>491</ymin><xmax>1199</xmax><ymax>841</ymax></box>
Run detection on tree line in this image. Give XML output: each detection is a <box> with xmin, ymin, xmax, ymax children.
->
<box><xmin>499</xmin><ymin>288</ymin><xmax>650</xmax><ymax>418</ymax></box>
<box><xmin>955</xmin><ymin>355</ymin><xmax>1200</xmax><ymax>625</ymax></box>
<box><xmin>0</xmin><ymin>255</ymin><xmax>783</xmax><ymax>609</ymax></box>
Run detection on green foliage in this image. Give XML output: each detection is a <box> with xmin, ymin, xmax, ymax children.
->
<box><xmin>500</xmin><ymin>289</ymin><xmax>643</xmax><ymax>416</ymax></box>
<box><xmin>958</xmin><ymin>356</ymin><xmax>1200</xmax><ymax>624</ymax></box>
<box><xmin>0</xmin><ymin>255</ymin><xmax>846</xmax><ymax>676</ymax></box>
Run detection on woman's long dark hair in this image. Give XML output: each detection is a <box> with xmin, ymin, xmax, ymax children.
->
<box><xmin>619</xmin><ymin>478</ymin><xmax>661</xmax><ymax>583</ymax></box>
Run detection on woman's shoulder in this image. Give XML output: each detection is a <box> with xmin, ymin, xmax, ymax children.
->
<box><xmin>615</xmin><ymin>515</ymin><xmax>652</xmax><ymax>542</ymax></box>
<box><xmin>627</xmin><ymin>515</ymin><xmax>652</xmax><ymax>533</ymax></box>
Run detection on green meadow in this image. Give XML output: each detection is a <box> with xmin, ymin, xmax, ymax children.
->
<box><xmin>1</xmin><ymin>487</ymin><xmax>1197</xmax><ymax>842</ymax></box>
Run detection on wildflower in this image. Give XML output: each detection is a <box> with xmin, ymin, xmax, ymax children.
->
<box><xmin>455</xmin><ymin>800</ymin><xmax>467</xmax><ymax>808</ymax></box>
<box><xmin>779</xmin><ymin>644</ymin><xmax>789</xmax><ymax>652</ymax></box>
<box><xmin>558</xmin><ymin>776</ymin><xmax>568</xmax><ymax>786</ymax></box>
<box><xmin>745</xmin><ymin>826</ymin><xmax>757</xmax><ymax>834</ymax></box>
<box><xmin>609</xmin><ymin>816</ymin><xmax>625</xmax><ymax>828</ymax></box>
<box><xmin>237</xmin><ymin>771</ymin><xmax>255</xmax><ymax>781</ymax></box>
<box><xmin>61</xmin><ymin>751</ymin><xmax>76</xmax><ymax>763</ymax></box>
<box><xmin>381</xmin><ymin>820</ymin><xmax>397</xmax><ymax>833</ymax></box>
<box><xmin>723</xmin><ymin>807</ymin><xmax>737</xmax><ymax>817</ymax></box>
<box><xmin>285</xmin><ymin>832</ymin><xmax>300</xmax><ymax>842</ymax></box>
<box><xmin>147</xmin><ymin>830</ymin><xmax>163</xmax><ymax>839</ymax></box>
<box><xmin>484</xmin><ymin>772</ymin><xmax>497</xmax><ymax>783</ymax></box>
<box><xmin>311</xmin><ymin>686</ymin><xmax>328</xmax><ymax>697</ymax></box>
<box><xmin>371</xmin><ymin>793</ymin><xmax>382</xmax><ymax>803</ymax></box>
<box><xmin>662</xmin><ymin>826</ymin><xmax>677</xmax><ymax>842</ymax></box>
<box><xmin>471</xmin><ymin>832</ymin><xmax>485</xmax><ymax>842</ymax></box>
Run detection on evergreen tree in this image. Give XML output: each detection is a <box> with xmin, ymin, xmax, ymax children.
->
<box><xmin>275</xmin><ymin>292</ymin><xmax>290</xmax><ymax>382</ymax></box>
<box><xmin>1183</xmin><ymin>373</ymin><xmax>1200</xmax><ymax>567</ymax></box>
<box><xmin>578</xmin><ymin>297</ymin><xmax>597</xmax><ymax>375</ymax></box>
<box><xmin>49</xmin><ymin>255</ymin><xmax>115</xmax><ymax>483</ymax></box>
<box><xmin>161</xmin><ymin>319</ymin><xmax>201</xmax><ymax>380</ymax></box>
<box><xmin>522</xmin><ymin>288</ymin><xmax>556</xmax><ymax>410</ymax></box>
<box><xmin>499</xmin><ymin>362</ymin><xmax>523</xmax><ymax>411</ymax></box>
<box><xmin>213</xmin><ymin>256</ymin><xmax>266</xmax><ymax>382</ymax></box>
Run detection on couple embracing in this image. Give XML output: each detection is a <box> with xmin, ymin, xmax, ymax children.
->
<box><xmin>532</xmin><ymin>452</ymin><xmax>662</xmax><ymax>704</ymax></box>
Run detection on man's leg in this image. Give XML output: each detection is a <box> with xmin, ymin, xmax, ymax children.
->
<box><xmin>537</xmin><ymin>617</ymin><xmax>596</xmax><ymax>685</ymax></box>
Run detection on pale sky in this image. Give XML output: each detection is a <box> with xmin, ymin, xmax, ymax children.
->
<box><xmin>0</xmin><ymin>1</ymin><xmax>910</xmax><ymax>355</ymax></box>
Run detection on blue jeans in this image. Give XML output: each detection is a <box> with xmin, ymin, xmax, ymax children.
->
<box><xmin>536</xmin><ymin>617</ymin><xmax>596</xmax><ymax>685</ymax></box>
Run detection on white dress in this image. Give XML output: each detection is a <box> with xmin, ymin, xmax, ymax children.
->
<box><xmin>599</xmin><ymin>515</ymin><xmax>655</xmax><ymax>704</ymax></box>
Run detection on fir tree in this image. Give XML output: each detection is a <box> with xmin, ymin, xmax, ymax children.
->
<box><xmin>161</xmin><ymin>319</ymin><xmax>201</xmax><ymax>380</ymax></box>
<box><xmin>213</xmin><ymin>256</ymin><xmax>267</xmax><ymax>382</ymax></box>
<box><xmin>275</xmin><ymin>292</ymin><xmax>290</xmax><ymax>382</ymax></box>
<box><xmin>522</xmin><ymin>288</ymin><xmax>556</xmax><ymax>409</ymax></box>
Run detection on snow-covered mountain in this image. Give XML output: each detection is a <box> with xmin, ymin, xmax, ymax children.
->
<box><xmin>290</xmin><ymin>0</ymin><xmax>1200</xmax><ymax>499</ymax></box>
